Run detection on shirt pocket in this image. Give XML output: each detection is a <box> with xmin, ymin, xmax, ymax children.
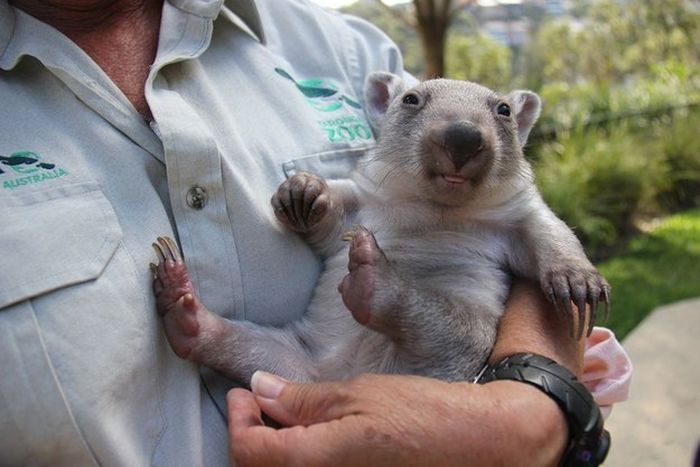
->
<box><xmin>0</xmin><ymin>182</ymin><xmax>164</xmax><ymax>466</ymax></box>
<box><xmin>0</xmin><ymin>182</ymin><xmax>121</xmax><ymax>309</ymax></box>
<box><xmin>0</xmin><ymin>182</ymin><xmax>120</xmax><ymax>466</ymax></box>
<box><xmin>281</xmin><ymin>146</ymin><xmax>371</xmax><ymax>180</ymax></box>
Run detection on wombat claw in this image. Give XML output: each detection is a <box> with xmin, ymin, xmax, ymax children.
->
<box><xmin>545</xmin><ymin>271</ymin><xmax>611</xmax><ymax>339</ymax></box>
<box><xmin>152</xmin><ymin>236</ymin><xmax>182</xmax><ymax>264</ymax></box>
<box><xmin>271</xmin><ymin>171</ymin><xmax>330</xmax><ymax>233</ymax></box>
<box><xmin>342</xmin><ymin>225</ymin><xmax>371</xmax><ymax>242</ymax></box>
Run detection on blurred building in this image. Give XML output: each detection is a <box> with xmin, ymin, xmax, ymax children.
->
<box><xmin>474</xmin><ymin>0</ymin><xmax>573</xmax><ymax>47</ymax></box>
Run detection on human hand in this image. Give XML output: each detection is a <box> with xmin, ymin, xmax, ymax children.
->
<box><xmin>228</xmin><ymin>371</ymin><xmax>568</xmax><ymax>467</ymax></box>
<box><xmin>228</xmin><ymin>281</ymin><xmax>580</xmax><ymax>467</ymax></box>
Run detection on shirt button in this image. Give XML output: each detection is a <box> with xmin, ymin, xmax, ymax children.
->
<box><xmin>186</xmin><ymin>185</ymin><xmax>208</xmax><ymax>210</ymax></box>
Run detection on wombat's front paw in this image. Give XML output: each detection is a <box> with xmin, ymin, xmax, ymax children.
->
<box><xmin>150</xmin><ymin>237</ymin><xmax>217</xmax><ymax>360</ymax></box>
<box><xmin>338</xmin><ymin>226</ymin><xmax>389</xmax><ymax>326</ymax></box>
<box><xmin>541</xmin><ymin>265</ymin><xmax>611</xmax><ymax>339</ymax></box>
<box><xmin>271</xmin><ymin>171</ymin><xmax>331</xmax><ymax>233</ymax></box>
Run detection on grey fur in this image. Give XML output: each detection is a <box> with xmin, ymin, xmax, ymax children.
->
<box><xmin>160</xmin><ymin>74</ymin><xmax>609</xmax><ymax>384</ymax></box>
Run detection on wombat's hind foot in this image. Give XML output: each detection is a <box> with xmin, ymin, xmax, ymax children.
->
<box><xmin>338</xmin><ymin>226</ymin><xmax>389</xmax><ymax>326</ymax></box>
<box><xmin>151</xmin><ymin>237</ymin><xmax>225</xmax><ymax>361</ymax></box>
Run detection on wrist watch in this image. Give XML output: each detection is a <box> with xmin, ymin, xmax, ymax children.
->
<box><xmin>476</xmin><ymin>353</ymin><xmax>610</xmax><ymax>466</ymax></box>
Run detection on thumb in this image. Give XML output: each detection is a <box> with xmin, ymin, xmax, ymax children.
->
<box><xmin>250</xmin><ymin>371</ymin><xmax>355</xmax><ymax>426</ymax></box>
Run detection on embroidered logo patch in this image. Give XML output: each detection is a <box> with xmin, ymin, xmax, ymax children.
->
<box><xmin>1</xmin><ymin>151</ymin><xmax>69</xmax><ymax>190</ymax></box>
<box><xmin>275</xmin><ymin>67</ymin><xmax>362</xmax><ymax>112</ymax></box>
<box><xmin>274</xmin><ymin>67</ymin><xmax>374</xmax><ymax>144</ymax></box>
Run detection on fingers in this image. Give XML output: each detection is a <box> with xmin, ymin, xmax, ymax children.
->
<box><xmin>228</xmin><ymin>387</ymin><xmax>265</xmax><ymax>431</ymax></box>
<box><xmin>227</xmin><ymin>388</ymin><xmax>289</xmax><ymax>467</ymax></box>
<box><xmin>228</xmin><ymin>375</ymin><xmax>460</xmax><ymax>467</ymax></box>
<box><xmin>227</xmin><ymin>387</ymin><xmax>354</xmax><ymax>467</ymax></box>
<box><xmin>250</xmin><ymin>371</ymin><xmax>353</xmax><ymax>427</ymax></box>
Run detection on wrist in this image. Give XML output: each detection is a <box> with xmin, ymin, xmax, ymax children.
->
<box><xmin>480</xmin><ymin>380</ymin><xmax>569</xmax><ymax>466</ymax></box>
<box><xmin>478</xmin><ymin>353</ymin><xmax>610</xmax><ymax>467</ymax></box>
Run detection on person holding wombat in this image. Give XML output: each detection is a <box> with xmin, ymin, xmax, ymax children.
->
<box><xmin>153</xmin><ymin>71</ymin><xmax>629</xmax><ymax>467</ymax></box>
<box><xmin>0</xmin><ymin>0</ymin><xmax>631</xmax><ymax>466</ymax></box>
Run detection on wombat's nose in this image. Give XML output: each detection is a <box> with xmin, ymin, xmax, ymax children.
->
<box><xmin>443</xmin><ymin>121</ymin><xmax>484</xmax><ymax>170</ymax></box>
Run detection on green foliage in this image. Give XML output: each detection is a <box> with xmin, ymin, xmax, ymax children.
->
<box><xmin>597</xmin><ymin>209</ymin><xmax>700</xmax><ymax>339</ymax></box>
<box><xmin>537</xmin><ymin>61</ymin><xmax>700</xmax><ymax>129</ymax></box>
<box><xmin>533</xmin><ymin>125</ymin><xmax>668</xmax><ymax>257</ymax></box>
<box><xmin>446</xmin><ymin>34</ymin><xmax>512</xmax><ymax>91</ymax></box>
<box><xmin>525</xmin><ymin>0</ymin><xmax>700</xmax><ymax>130</ymax></box>
<box><xmin>525</xmin><ymin>0</ymin><xmax>700</xmax><ymax>88</ymax></box>
<box><xmin>533</xmin><ymin>106</ymin><xmax>700</xmax><ymax>258</ymax></box>
<box><xmin>656</xmin><ymin>111</ymin><xmax>700</xmax><ymax>209</ymax></box>
<box><xmin>585</xmin><ymin>0</ymin><xmax>700</xmax><ymax>80</ymax></box>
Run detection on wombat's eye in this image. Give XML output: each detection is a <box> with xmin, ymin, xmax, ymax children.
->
<box><xmin>496</xmin><ymin>103</ymin><xmax>511</xmax><ymax>117</ymax></box>
<box><xmin>402</xmin><ymin>93</ymin><xmax>420</xmax><ymax>105</ymax></box>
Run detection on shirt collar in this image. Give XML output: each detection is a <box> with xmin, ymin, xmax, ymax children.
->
<box><xmin>221</xmin><ymin>0</ymin><xmax>265</xmax><ymax>43</ymax></box>
<box><xmin>0</xmin><ymin>0</ymin><xmax>265</xmax><ymax>70</ymax></box>
<box><xmin>0</xmin><ymin>2</ymin><xmax>15</xmax><ymax>67</ymax></box>
<box><xmin>158</xmin><ymin>0</ymin><xmax>265</xmax><ymax>42</ymax></box>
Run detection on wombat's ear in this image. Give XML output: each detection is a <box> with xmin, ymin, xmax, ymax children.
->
<box><xmin>364</xmin><ymin>72</ymin><xmax>406</xmax><ymax>130</ymax></box>
<box><xmin>507</xmin><ymin>91</ymin><xmax>541</xmax><ymax>146</ymax></box>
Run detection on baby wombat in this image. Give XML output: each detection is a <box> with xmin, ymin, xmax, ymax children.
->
<box><xmin>151</xmin><ymin>72</ymin><xmax>609</xmax><ymax>383</ymax></box>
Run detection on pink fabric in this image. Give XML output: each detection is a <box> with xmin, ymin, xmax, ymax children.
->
<box><xmin>582</xmin><ymin>327</ymin><xmax>633</xmax><ymax>419</ymax></box>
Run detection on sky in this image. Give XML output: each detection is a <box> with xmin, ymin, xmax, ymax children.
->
<box><xmin>310</xmin><ymin>0</ymin><xmax>410</xmax><ymax>9</ymax></box>
<box><xmin>310</xmin><ymin>0</ymin><xmax>524</xmax><ymax>9</ymax></box>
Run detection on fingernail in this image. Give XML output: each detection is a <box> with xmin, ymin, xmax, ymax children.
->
<box><xmin>250</xmin><ymin>371</ymin><xmax>287</xmax><ymax>399</ymax></box>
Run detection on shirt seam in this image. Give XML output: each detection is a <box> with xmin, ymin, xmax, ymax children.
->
<box><xmin>29</xmin><ymin>295</ymin><xmax>103</xmax><ymax>467</ymax></box>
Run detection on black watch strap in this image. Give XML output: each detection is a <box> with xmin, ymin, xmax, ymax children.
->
<box><xmin>476</xmin><ymin>353</ymin><xmax>610</xmax><ymax>467</ymax></box>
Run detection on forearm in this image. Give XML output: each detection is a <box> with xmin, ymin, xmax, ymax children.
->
<box><xmin>467</xmin><ymin>279</ymin><xmax>587</xmax><ymax>466</ymax></box>
<box><xmin>490</xmin><ymin>279</ymin><xmax>585</xmax><ymax>372</ymax></box>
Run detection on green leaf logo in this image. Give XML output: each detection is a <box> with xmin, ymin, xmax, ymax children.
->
<box><xmin>275</xmin><ymin>67</ymin><xmax>362</xmax><ymax>112</ymax></box>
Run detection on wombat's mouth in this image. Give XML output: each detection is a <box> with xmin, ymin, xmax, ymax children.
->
<box><xmin>423</xmin><ymin>152</ymin><xmax>493</xmax><ymax>203</ymax></box>
<box><xmin>442</xmin><ymin>174</ymin><xmax>466</xmax><ymax>184</ymax></box>
<box><xmin>426</xmin><ymin>150</ymin><xmax>490</xmax><ymax>186</ymax></box>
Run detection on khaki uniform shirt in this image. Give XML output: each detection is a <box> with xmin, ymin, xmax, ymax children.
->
<box><xmin>0</xmin><ymin>0</ymin><xmax>409</xmax><ymax>464</ymax></box>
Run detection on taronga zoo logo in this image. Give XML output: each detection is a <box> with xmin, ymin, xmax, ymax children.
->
<box><xmin>274</xmin><ymin>67</ymin><xmax>362</xmax><ymax>112</ymax></box>
<box><xmin>1</xmin><ymin>151</ymin><xmax>69</xmax><ymax>190</ymax></box>
<box><xmin>274</xmin><ymin>67</ymin><xmax>374</xmax><ymax>145</ymax></box>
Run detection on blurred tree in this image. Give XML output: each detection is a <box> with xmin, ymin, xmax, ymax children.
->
<box><xmin>341</xmin><ymin>1</ymin><xmax>424</xmax><ymax>75</ymax></box>
<box><xmin>372</xmin><ymin>0</ymin><xmax>477</xmax><ymax>78</ymax></box>
<box><xmin>523</xmin><ymin>0</ymin><xmax>700</xmax><ymax>128</ymax></box>
<box><xmin>588</xmin><ymin>0</ymin><xmax>700</xmax><ymax>78</ymax></box>
<box><xmin>525</xmin><ymin>0</ymin><xmax>700</xmax><ymax>87</ymax></box>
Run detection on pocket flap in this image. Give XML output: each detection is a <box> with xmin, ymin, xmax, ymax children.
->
<box><xmin>282</xmin><ymin>147</ymin><xmax>370</xmax><ymax>179</ymax></box>
<box><xmin>0</xmin><ymin>183</ymin><xmax>122</xmax><ymax>309</ymax></box>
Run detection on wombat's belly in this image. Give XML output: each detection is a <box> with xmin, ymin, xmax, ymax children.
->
<box><xmin>298</xmin><ymin>230</ymin><xmax>512</xmax><ymax>381</ymax></box>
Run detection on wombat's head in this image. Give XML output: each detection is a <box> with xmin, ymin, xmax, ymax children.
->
<box><xmin>362</xmin><ymin>72</ymin><xmax>540</xmax><ymax>206</ymax></box>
